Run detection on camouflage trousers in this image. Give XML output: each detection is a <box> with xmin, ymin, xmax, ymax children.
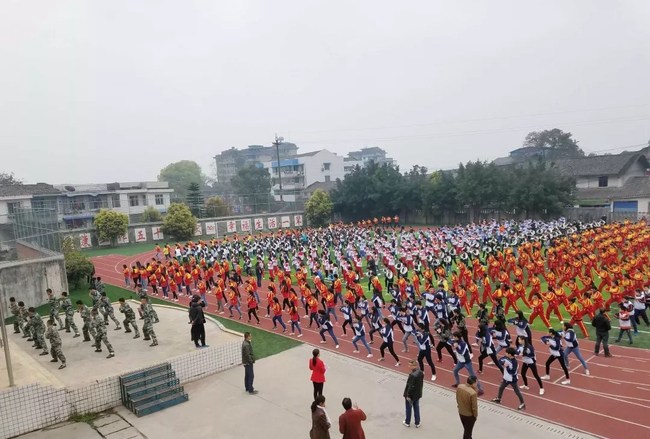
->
<box><xmin>50</xmin><ymin>312</ymin><xmax>64</xmax><ymax>328</ymax></box>
<box><xmin>123</xmin><ymin>317</ymin><xmax>140</xmax><ymax>335</ymax></box>
<box><xmin>13</xmin><ymin>317</ymin><xmax>24</xmax><ymax>333</ymax></box>
<box><xmin>50</xmin><ymin>343</ymin><xmax>66</xmax><ymax>363</ymax></box>
<box><xmin>102</xmin><ymin>310</ymin><xmax>121</xmax><ymax>328</ymax></box>
<box><xmin>81</xmin><ymin>320</ymin><xmax>93</xmax><ymax>341</ymax></box>
<box><xmin>65</xmin><ymin>313</ymin><xmax>79</xmax><ymax>333</ymax></box>
<box><xmin>94</xmin><ymin>333</ymin><xmax>114</xmax><ymax>353</ymax></box>
<box><xmin>143</xmin><ymin>321</ymin><xmax>157</xmax><ymax>342</ymax></box>
<box><xmin>34</xmin><ymin>330</ymin><xmax>48</xmax><ymax>353</ymax></box>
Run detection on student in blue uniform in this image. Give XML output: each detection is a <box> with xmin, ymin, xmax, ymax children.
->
<box><xmin>562</xmin><ymin>322</ymin><xmax>590</xmax><ymax>376</ymax></box>
<box><xmin>492</xmin><ymin>347</ymin><xmax>526</xmax><ymax>410</ymax></box>
<box><xmin>516</xmin><ymin>335</ymin><xmax>544</xmax><ymax>395</ymax></box>
<box><xmin>451</xmin><ymin>331</ymin><xmax>484</xmax><ymax>396</ymax></box>
<box><xmin>415</xmin><ymin>324</ymin><xmax>437</xmax><ymax>381</ymax></box>
<box><xmin>541</xmin><ymin>329</ymin><xmax>570</xmax><ymax>385</ymax></box>
<box><xmin>318</xmin><ymin>309</ymin><xmax>340</xmax><ymax>349</ymax></box>
<box><xmin>340</xmin><ymin>302</ymin><xmax>354</xmax><ymax>336</ymax></box>
<box><xmin>378</xmin><ymin>317</ymin><xmax>400</xmax><ymax>366</ymax></box>
<box><xmin>508</xmin><ymin>310</ymin><xmax>532</xmax><ymax>344</ymax></box>
<box><xmin>352</xmin><ymin>315</ymin><xmax>373</xmax><ymax>358</ymax></box>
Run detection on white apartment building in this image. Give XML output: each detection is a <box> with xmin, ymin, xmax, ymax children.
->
<box><xmin>263</xmin><ymin>149</ymin><xmax>345</xmax><ymax>202</ymax></box>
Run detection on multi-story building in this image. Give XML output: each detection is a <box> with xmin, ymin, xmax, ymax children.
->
<box><xmin>0</xmin><ymin>181</ymin><xmax>173</xmax><ymax>229</ymax></box>
<box><xmin>346</xmin><ymin>147</ymin><xmax>394</xmax><ymax>169</ymax></box>
<box><xmin>263</xmin><ymin>149</ymin><xmax>345</xmax><ymax>202</ymax></box>
<box><xmin>214</xmin><ymin>143</ymin><xmax>298</xmax><ymax>184</ymax></box>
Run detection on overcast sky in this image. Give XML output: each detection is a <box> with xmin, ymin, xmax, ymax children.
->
<box><xmin>1</xmin><ymin>1</ymin><xmax>649</xmax><ymax>184</ymax></box>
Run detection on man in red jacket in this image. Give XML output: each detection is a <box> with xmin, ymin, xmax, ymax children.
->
<box><xmin>339</xmin><ymin>397</ymin><xmax>367</xmax><ymax>439</ymax></box>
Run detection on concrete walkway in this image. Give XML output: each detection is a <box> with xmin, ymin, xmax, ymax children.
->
<box><xmin>16</xmin><ymin>344</ymin><xmax>602</xmax><ymax>439</ymax></box>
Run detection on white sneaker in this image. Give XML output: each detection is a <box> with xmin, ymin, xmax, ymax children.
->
<box><xmin>297</xmin><ymin>334</ymin><xmax>303</xmax><ymax>338</ymax></box>
<box><xmin>335</xmin><ymin>345</ymin><xmax>340</xmax><ymax>349</ymax></box>
<box><xmin>585</xmin><ymin>369</ymin><xmax>590</xmax><ymax>376</ymax></box>
<box><xmin>541</xmin><ymin>375</ymin><xmax>550</xmax><ymax>380</ymax></box>
<box><xmin>519</xmin><ymin>385</ymin><xmax>529</xmax><ymax>390</ymax></box>
<box><xmin>320</xmin><ymin>341</ymin><xmax>327</xmax><ymax>344</ymax></box>
<box><xmin>402</xmin><ymin>421</ymin><xmax>410</xmax><ymax>428</ymax></box>
<box><xmin>367</xmin><ymin>354</ymin><xmax>373</xmax><ymax>358</ymax></box>
<box><xmin>353</xmin><ymin>350</ymin><xmax>360</xmax><ymax>353</ymax></box>
<box><xmin>378</xmin><ymin>357</ymin><xmax>385</xmax><ymax>362</ymax></box>
<box><xmin>561</xmin><ymin>379</ymin><xmax>571</xmax><ymax>385</ymax></box>
<box><xmin>431</xmin><ymin>375</ymin><xmax>437</xmax><ymax>381</ymax></box>
<box><xmin>539</xmin><ymin>388</ymin><xmax>545</xmax><ymax>395</ymax></box>
<box><xmin>395</xmin><ymin>362</ymin><xmax>401</xmax><ymax>367</ymax></box>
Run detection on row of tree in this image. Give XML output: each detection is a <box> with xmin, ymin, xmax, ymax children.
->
<box><xmin>330</xmin><ymin>159</ymin><xmax>575</xmax><ymax>223</ymax></box>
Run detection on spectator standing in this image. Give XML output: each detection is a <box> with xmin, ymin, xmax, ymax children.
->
<box><xmin>189</xmin><ymin>295</ymin><xmax>208</xmax><ymax>348</ymax></box>
<box><xmin>338</xmin><ymin>397</ymin><xmax>366</xmax><ymax>439</ymax></box>
<box><xmin>403</xmin><ymin>359</ymin><xmax>424</xmax><ymax>428</ymax></box>
<box><xmin>310</xmin><ymin>395</ymin><xmax>331</xmax><ymax>439</ymax></box>
<box><xmin>242</xmin><ymin>332</ymin><xmax>258</xmax><ymax>394</ymax></box>
<box><xmin>456</xmin><ymin>376</ymin><xmax>479</xmax><ymax>439</ymax></box>
<box><xmin>591</xmin><ymin>308</ymin><xmax>612</xmax><ymax>357</ymax></box>
<box><xmin>309</xmin><ymin>348</ymin><xmax>327</xmax><ymax>400</ymax></box>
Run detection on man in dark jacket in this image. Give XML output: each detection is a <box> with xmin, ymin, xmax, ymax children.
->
<box><xmin>242</xmin><ymin>332</ymin><xmax>257</xmax><ymax>394</ymax></box>
<box><xmin>403</xmin><ymin>359</ymin><xmax>424</xmax><ymax>428</ymax></box>
<box><xmin>189</xmin><ymin>295</ymin><xmax>207</xmax><ymax>348</ymax></box>
<box><xmin>592</xmin><ymin>308</ymin><xmax>612</xmax><ymax>357</ymax></box>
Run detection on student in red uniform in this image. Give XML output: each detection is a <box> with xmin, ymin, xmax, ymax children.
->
<box><xmin>123</xmin><ymin>265</ymin><xmax>131</xmax><ymax>288</ymax></box>
<box><xmin>309</xmin><ymin>348</ymin><xmax>327</xmax><ymax>401</ymax></box>
<box><xmin>271</xmin><ymin>297</ymin><xmax>287</xmax><ymax>332</ymax></box>
<box><xmin>289</xmin><ymin>304</ymin><xmax>303</xmax><ymax>337</ymax></box>
<box><xmin>247</xmin><ymin>291</ymin><xmax>260</xmax><ymax>324</ymax></box>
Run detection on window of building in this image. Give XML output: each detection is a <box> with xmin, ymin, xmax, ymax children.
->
<box><xmin>31</xmin><ymin>200</ymin><xmax>44</xmax><ymax>209</ymax></box>
<box><xmin>155</xmin><ymin>194</ymin><xmax>164</xmax><ymax>205</ymax></box>
<box><xmin>322</xmin><ymin>162</ymin><xmax>331</xmax><ymax>171</ymax></box>
<box><xmin>112</xmin><ymin>194</ymin><xmax>121</xmax><ymax>208</ymax></box>
<box><xmin>129</xmin><ymin>195</ymin><xmax>139</xmax><ymax>207</ymax></box>
<box><xmin>142</xmin><ymin>195</ymin><xmax>148</xmax><ymax>206</ymax></box>
<box><xmin>7</xmin><ymin>201</ymin><xmax>21</xmax><ymax>214</ymax></box>
<box><xmin>598</xmin><ymin>176</ymin><xmax>608</xmax><ymax>187</ymax></box>
<box><xmin>324</xmin><ymin>175</ymin><xmax>331</xmax><ymax>182</ymax></box>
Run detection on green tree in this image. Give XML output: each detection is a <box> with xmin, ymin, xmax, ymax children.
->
<box><xmin>93</xmin><ymin>209</ymin><xmax>129</xmax><ymax>245</ymax></box>
<box><xmin>0</xmin><ymin>172</ymin><xmax>22</xmax><ymax>185</ymax></box>
<box><xmin>205</xmin><ymin>196</ymin><xmax>231</xmax><ymax>217</ymax></box>
<box><xmin>424</xmin><ymin>170</ymin><xmax>458</xmax><ymax>223</ymax></box>
<box><xmin>186</xmin><ymin>182</ymin><xmax>203</xmax><ymax>217</ymax></box>
<box><xmin>158</xmin><ymin>160</ymin><xmax>207</xmax><ymax>200</ymax></box>
<box><xmin>331</xmin><ymin>162</ymin><xmax>404</xmax><ymax>221</ymax></box>
<box><xmin>162</xmin><ymin>203</ymin><xmax>197</xmax><ymax>240</ymax></box>
<box><xmin>141</xmin><ymin>206</ymin><xmax>163</xmax><ymax>223</ymax></box>
<box><xmin>523</xmin><ymin>129</ymin><xmax>584</xmax><ymax>158</ymax></box>
<box><xmin>402</xmin><ymin>165</ymin><xmax>428</xmax><ymax>223</ymax></box>
<box><xmin>455</xmin><ymin>161</ymin><xmax>503</xmax><ymax>222</ymax></box>
<box><xmin>61</xmin><ymin>236</ymin><xmax>94</xmax><ymax>288</ymax></box>
<box><xmin>230</xmin><ymin>165</ymin><xmax>272</xmax><ymax>214</ymax></box>
<box><xmin>305</xmin><ymin>189</ymin><xmax>333</xmax><ymax>227</ymax></box>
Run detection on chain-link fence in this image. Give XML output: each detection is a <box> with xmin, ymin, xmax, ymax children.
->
<box><xmin>174</xmin><ymin>192</ymin><xmax>306</xmax><ymax>219</ymax></box>
<box><xmin>0</xmin><ymin>208</ymin><xmax>61</xmax><ymax>263</ymax></box>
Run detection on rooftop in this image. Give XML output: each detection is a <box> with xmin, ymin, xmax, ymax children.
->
<box><xmin>0</xmin><ymin>183</ymin><xmax>61</xmax><ymax>198</ymax></box>
<box><xmin>552</xmin><ymin>153</ymin><xmax>649</xmax><ymax>177</ymax></box>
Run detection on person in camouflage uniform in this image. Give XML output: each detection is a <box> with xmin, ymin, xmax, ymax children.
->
<box><xmin>46</xmin><ymin>289</ymin><xmax>65</xmax><ymax>329</ymax></box>
<box><xmin>89</xmin><ymin>288</ymin><xmax>101</xmax><ymax>310</ymax></box>
<box><xmin>140</xmin><ymin>297</ymin><xmax>158</xmax><ymax>347</ymax></box>
<box><xmin>18</xmin><ymin>301</ymin><xmax>30</xmax><ymax>338</ymax></box>
<box><xmin>45</xmin><ymin>319</ymin><xmax>67</xmax><ymax>369</ymax></box>
<box><xmin>91</xmin><ymin>308</ymin><xmax>115</xmax><ymax>358</ymax></box>
<box><xmin>118</xmin><ymin>298</ymin><xmax>140</xmax><ymax>338</ymax></box>
<box><xmin>60</xmin><ymin>291</ymin><xmax>80</xmax><ymax>337</ymax></box>
<box><xmin>9</xmin><ymin>297</ymin><xmax>22</xmax><ymax>334</ymax></box>
<box><xmin>28</xmin><ymin>307</ymin><xmax>49</xmax><ymax>356</ymax></box>
<box><xmin>99</xmin><ymin>292</ymin><xmax>121</xmax><ymax>329</ymax></box>
<box><xmin>76</xmin><ymin>300</ymin><xmax>93</xmax><ymax>342</ymax></box>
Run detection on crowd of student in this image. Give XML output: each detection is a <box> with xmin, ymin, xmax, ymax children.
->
<box><xmin>118</xmin><ymin>218</ymin><xmax>648</xmax><ymax>409</ymax></box>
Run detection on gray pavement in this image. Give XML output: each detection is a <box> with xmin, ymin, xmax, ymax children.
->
<box><xmin>15</xmin><ymin>344</ymin><xmax>601</xmax><ymax>439</ymax></box>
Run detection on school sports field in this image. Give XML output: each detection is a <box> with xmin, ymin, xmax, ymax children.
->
<box><xmin>90</xmin><ymin>247</ymin><xmax>650</xmax><ymax>439</ymax></box>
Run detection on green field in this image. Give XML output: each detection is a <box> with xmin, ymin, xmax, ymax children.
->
<box><xmin>5</xmin><ymin>283</ymin><xmax>300</xmax><ymax>360</ymax></box>
<box><xmin>81</xmin><ymin>242</ymin><xmax>154</xmax><ymax>258</ymax></box>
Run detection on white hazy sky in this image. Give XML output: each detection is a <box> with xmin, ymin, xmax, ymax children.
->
<box><xmin>1</xmin><ymin>1</ymin><xmax>649</xmax><ymax>184</ymax></box>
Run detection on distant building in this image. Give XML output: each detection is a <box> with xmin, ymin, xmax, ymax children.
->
<box><xmin>263</xmin><ymin>149</ymin><xmax>345</xmax><ymax>202</ymax></box>
<box><xmin>214</xmin><ymin>143</ymin><xmax>298</xmax><ymax>184</ymax></box>
<box><xmin>304</xmin><ymin>181</ymin><xmax>338</xmax><ymax>199</ymax></box>
<box><xmin>0</xmin><ymin>181</ymin><xmax>173</xmax><ymax>229</ymax></box>
<box><xmin>552</xmin><ymin>152</ymin><xmax>650</xmax><ymax>214</ymax></box>
<box><xmin>346</xmin><ymin>147</ymin><xmax>394</xmax><ymax>169</ymax></box>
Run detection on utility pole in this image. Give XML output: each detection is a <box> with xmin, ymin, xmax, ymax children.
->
<box><xmin>0</xmin><ymin>294</ymin><xmax>15</xmax><ymax>387</ymax></box>
<box><xmin>273</xmin><ymin>135</ymin><xmax>284</xmax><ymax>202</ymax></box>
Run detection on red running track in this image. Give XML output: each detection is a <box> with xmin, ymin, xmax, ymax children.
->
<box><xmin>91</xmin><ymin>251</ymin><xmax>650</xmax><ymax>439</ymax></box>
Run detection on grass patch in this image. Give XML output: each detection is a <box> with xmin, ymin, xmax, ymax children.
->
<box><xmin>68</xmin><ymin>412</ymin><xmax>99</xmax><ymax>424</ymax></box>
<box><xmin>81</xmin><ymin>242</ymin><xmax>154</xmax><ymax>258</ymax></box>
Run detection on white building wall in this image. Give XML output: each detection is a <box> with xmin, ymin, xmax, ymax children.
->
<box><xmin>302</xmin><ymin>150</ymin><xmax>345</xmax><ymax>187</ymax></box>
<box><xmin>0</xmin><ymin>196</ymin><xmax>32</xmax><ymax>224</ymax></box>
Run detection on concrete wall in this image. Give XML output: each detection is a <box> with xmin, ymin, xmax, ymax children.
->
<box><xmin>0</xmin><ymin>243</ymin><xmax>68</xmax><ymax>316</ymax></box>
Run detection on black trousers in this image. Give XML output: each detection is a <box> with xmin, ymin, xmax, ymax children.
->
<box><xmin>418</xmin><ymin>348</ymin><xmax>436</xmax><ymax>375</ymax></box>
<box><xmin>521</xmin><ymin>362</ymin><xmax>543</xmax><ymax>388</ymax></box>
<box><xmin>478</xmin><ymin>351</ymin><xmax>502</xmax><ymax>373</ymax></box>
<box><xmin>380</xmin><ymin>341</ymin><xmax>400</xmax><ymax>362</ymax></box>
<box><xmin>459</xmin><ymin>414</ymin><xmax>476</xmax><ymax>439</ymax></box>
<box><xmin>312</xmin><ymin>381</ymin><xmax>324</xmax><ymax>400</ymax></box>
<box><xmin>248</xmin><ymin>308</ymin><xmax>260</xmax><ymax>323</ymax></box>
<box><xmin>436</xmin><ymin>341</ymin><xmax>457</xmax><ymax>363</ymax></box>
<box><xmin>545</xmin><ymin>355</ymin><xmax>569</xmax><ymax>378</ymax></box>
<box><xmin>191</xmin><ymin>323</ymin><xmax>206</xmax><ymax>346</ymax></box>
